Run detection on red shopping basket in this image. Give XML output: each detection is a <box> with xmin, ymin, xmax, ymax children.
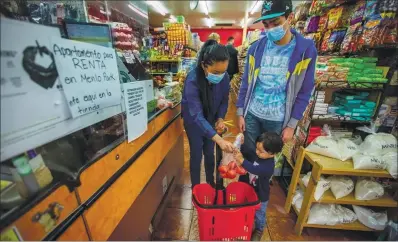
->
<box><xmin>192</xmin><ymin>182</ymin><xmax>260</xmax><ymax>241</ymax></box>
<box><xmin>192</xmin><ymin>129</ymin><xmax>260</xmax><ymax>241</ymax></box>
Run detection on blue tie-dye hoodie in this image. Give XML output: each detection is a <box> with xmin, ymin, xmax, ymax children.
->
<box><xmin>237</xmin><ymin>28</ymin><xmax>317</xmax><ymax>129</ymax></box>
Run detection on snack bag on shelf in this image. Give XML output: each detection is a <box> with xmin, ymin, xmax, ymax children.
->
<box><xmin>361</xmin><ymin>18</ymin><xmax>382</xmax><ymax>47</ymax></box>
<box><xmin>304</xmin><ymin>16</ymin><xmax>320</xmax><ymax>33</ymax></box>
<box><xmin>355</xmin><ymin>178</ymin><xmax>385</xmax><ymax>201</ymax></box>
<box><xmin>318</xmin><ymin>13</ymin><xmax>329</xmax><ymax>31</ymax></box>
<box><xmin>328</xmin><ymin>176</ymin><xmax>354</xmax><ymax>199</ymax></box>
<box><xmin>218</xmin><ymin>133</ymin><xmax>246</xmax><ymax>179</ymax></box>
<box><xmin>353</xmin><ymin>205</ymin><xmax>388</xmax><ymax>230</ymax></box>
<box><xmin>351</xmin><ymin>0</ymin><xmax>367</xmax><ymax>25</ymax></box>
<box><xmin>327</xmin><ymin>6</ymin><xmax>344</xmax><ymax>30</ymax></box>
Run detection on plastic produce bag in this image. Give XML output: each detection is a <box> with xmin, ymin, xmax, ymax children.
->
<box><xmin>328</xmin><ymin>176</ymin><xmax>354</xmax><ymax>199</ymax></box>
<box><xmin>353</xmin><ymin>153</ymin><xmax>387</xmax><ymax>170</ymax></box>
<box><xmin>355</xmin><ymin>178</ymin><xmax>384</xmax><ymax>200</ymax></box>
<box><xmin>353</xmin><ymin>205</ymin><xmax>388</xmax><ymax>230</ymax></box>
<box><xmin>358</xmin><ymin>133</ymin><xmax>398</xmax><ymax>156</ymax></box>
<box><xmin>302</xmin><ymin>172</ymin><xmax>331</xmax><ymax>201</ymax></box>
<box><xmin>383</xmin><ymin>152</ymin><xmax>398</xmax><ymax>178</ymax></box>
<box><xmin>219</xmin><ymin>134</ymin><xmax>246</xmax><ymax>179</ymax></box>
<box><xmin>292</xmin><ymin>188</ymin><xmax>304</xmax><ymax>212</ymax></box>
<box><xmin>306</xmin><ymin>136</ymin><xmax>358</xmax><ymax>161</ymax></box>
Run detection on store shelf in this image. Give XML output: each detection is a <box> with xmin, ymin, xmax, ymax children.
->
<box><xmin>311</xmin><ymin>114</ymin><xmax>371</xmax><ymax>123</ymax></box>
<box><xmin>149</xmin><ymin>59</ymin><xmax>181</xmax><ymax>62</ymax></box>
<box><xmin>291</xmin><ymin>203</ymin><xmax>374</xmax><ymax>232</ymax></box>
<box><xmin>305</xmin><ymin>152</ymin><xmax>393</xmax><ymax>178</ymax></box>
<box><xmin>316</xmin><ymin>81</ymin><xmax>385</xmax><ymax>90</ymax></box>
<box><xmin>297</xmin><ymin>176</ymin><xmax>397</xmax><ymax>207</ymax></box>
<box><xmin>305</xmin><ymin>221</ymin><xmax>374</xmax><ymax>231</ymax></box>
<box><xmin>150</xmin><ymin>72</ymin><xmax>177</xmax><ymax>75</ymax></box>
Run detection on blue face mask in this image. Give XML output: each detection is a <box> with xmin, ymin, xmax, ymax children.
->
<box><xmin>266</xmin><ymin>21</ymin><xmax>288</xmax><ymax>42</ymax></box>
<box><xmin>206</xmin><ymin>72</ymin><xmax>225</xmax><ymax>84</ymax></box>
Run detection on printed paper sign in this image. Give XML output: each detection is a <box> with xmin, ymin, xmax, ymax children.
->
<box><xmin>51</xmin><ymin>37</ymin><xmax>122</xmax><ymax>118</ymax></box>
<box><xmin>123</xmin><ymin>82</ymin><xmax>147</xmax><ymax>142</ymax></box>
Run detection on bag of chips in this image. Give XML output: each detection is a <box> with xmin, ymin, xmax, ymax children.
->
<box><xmin>351</xmin><ymin>0</ymin><xmax>367</xmax><ymax>25</ymax></box>
<box><xmin>327</xmin><ymin>6</ymin><xmax>344</xmax><ymax>30</ymax></box>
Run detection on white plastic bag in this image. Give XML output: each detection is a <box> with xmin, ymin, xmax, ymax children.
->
<box><xmin>306</xmin><ymin>136</ymin><xmax>340</xmax><ymax>159</ymax></box>
<box><xmin>292</xmin><ymin>188</ymin><xmax>304</xmax><ymax>212</ymax></box>
<box><xmin>358</xmin><ymin>133</ymin><xmax>397</xmax><ymax>156</ymax></box>
<box><xmin>307</xmin><ymin>204</ymin><xmax>340</xmax><ymax>225</ymax></box>
<box><xmin>352</xmin><ymin>153</ymin><xmax>387</xmax><ymax>170</ymax></box>
<box><xmin>338</xmin><ymin>139</ymin><xmax>359</xmax><ymax>161</ymax></box>
<box><xmin>301</xmin><ymin>172</ymin><xmax>331</xmax><ymax>201</ymax></box>
<box><xmin>383</xmin><ymin>152</ymin><xmax>398</xmax><ymax>178</ymax></box>
<box><xmin>328</xmin><ymin>176</ymin><xmax>354</xmax><ymax>199</ymax></box>
<box><xmin>307</xmin><ymin>204</ymin><xmax>356</xmax><ymax>225</ymax></box>
<box><xmin>335</xmin><ymin>205</ymin><xmax>358</xmax><ymax>224</ymax></box>
<box><xmin>306</xmin><ymin>136</ymin><xmax>358</xmax><ymax>161</ymax></box>
<box><xmin>353</xmin><ymin>205</ymin><xmax>388</xmax><ymax>230</ymax></box>
<box><xmin>221</xmin><ymin>133</ymin><xmax>244</xmax><ymax>166</ymax></box>
<box><xmin>355</xmin><ymin>178</ymin><xmax>384</xmax><ymax>200</ymax></box>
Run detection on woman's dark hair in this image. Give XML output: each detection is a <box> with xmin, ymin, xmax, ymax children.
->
<box><xmin>256</xmin><ymin>132</ymin><xmax>284</xmax><ymax>155</ymax></box>
<box><xmin>196</xmin><ymin>39</ymin><xmax>229</xmax><ymax>124</ymax></box>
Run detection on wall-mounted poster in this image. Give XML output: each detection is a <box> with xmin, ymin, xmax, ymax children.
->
<box><xmin>1</xmin><ymin>18</ymin><xmax>122</xmax><ymax>161</ymax></box>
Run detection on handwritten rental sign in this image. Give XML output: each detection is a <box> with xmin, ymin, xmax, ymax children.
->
<box><xmin>51</xmin><ymin>37</ymin><xmax>122</xmax><ymax>118</ymax></box>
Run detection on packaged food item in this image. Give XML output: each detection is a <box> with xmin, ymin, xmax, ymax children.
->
<box><xmin>355</xmin><ymin>179</ymin><xmax>385</xmax><ymax>200</ymax></box>
<box><xmin>309</xmin><ymin>0</ymin><xmax>325</xmax><ymax>16</ymax></box>
<box><xmin>383</xmin><ymin>152</ymin><xmax>397</xmax><ymax>178</ymax></box>
<box><xmin>340</xmin><ymin>23</ymin><xmax>362</xmax><ymax>54</ymax></box>
<box><xmin>350</xmin><ymin>0</ymin><xmax>366</xmax><ymax>25</ymax></box>
<box><xmin>353</xmin><ymin>205</ymin><xmax>387</xmax><ymax>230</ymax></box>
<box><xmin>358</xmin><ymin>133</ymin><xmax>397</xmax><ymax>155</ymax></box>
<box><xmin>327</xmin><ymin>6</ymin><xmax>344</xmax><ymax>30</ymax></box>
<box><xmin>361</xmin><ymin>18</ymin><xmax>382</xmax><ymax>47</ymax></box>
<box><xmin>305</xmin><ymin>16</ymin><xmax>320</xmax><ymax>33</ymax></box>
<box><xmin>328</xmin><ymin>176</ymin><xmax>354</xmax><ymax>199</ymax></box>
<box><xmin>308</xmin><ymin>204</ymin><xmax>357</xmax><ymax>225</ymax></box>
<box><xmin>318</xmin><ymin>13</ymin><xmax>329</xmax><ymax>31</ymax></box>
<box><xmin>364</xmin><ymin>0</ymin><xmax>380</xmax><ymax>20</ymax></box>
<box><xmin>294</xmin><ymin>2</ymin><xmax>311</xmax><ymax>22</ymax></box>
<box><xmin>320</xmin><ymin>30</ymin><xmax>332</xmax><ymax>52</ymax></box>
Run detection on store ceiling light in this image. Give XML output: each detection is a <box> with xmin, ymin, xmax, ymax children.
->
<box><xmin>206</xmin><ymin>17</ymin><xmax>214</xmax><ymax>28</ymax></box>
<box><xmin>201</xmin><ymin>1</ymin><xmax>209</xmax><ymax>15</ymax></box>
<box><xmin>249</xmin><ymin>0</ymin><xmax>263</xmax><ymax>15</ymax></box>
<box><xmin>146</xmin><ymin>1</ymin><xmax>169</xmax><ymax>16</ymax></box>
<box><xmin>169</xmin><ymin>15</ymin><xmax>177</xmax><ymax>23</ymax></box>
<box><xmin>129</xmin><ymin>3</ymin><xmax>148</xmax><ymax>19</ymax></box>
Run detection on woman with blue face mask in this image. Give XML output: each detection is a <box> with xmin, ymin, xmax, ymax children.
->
<box><xmin>181</xmin><ymin>39</ymin><xmax>235</xmax><ymax>188</ymax></box>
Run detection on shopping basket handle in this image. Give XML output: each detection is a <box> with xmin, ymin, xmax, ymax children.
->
<box><xmin>213</xmin><ymin>129</ymin><xmax>227</xmax><ymax>205</ymax></box>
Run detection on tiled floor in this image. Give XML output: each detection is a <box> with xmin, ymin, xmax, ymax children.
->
<box><xmin>153</xmin><ymin>97</ymin><xmax>376</xmax><ymax>241</ymax></box>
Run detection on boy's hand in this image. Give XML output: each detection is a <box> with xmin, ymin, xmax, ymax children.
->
<box><xmin>233</xmin><ymin>149</ymin><xmax>244</xmax><ymax>165</ymax></box>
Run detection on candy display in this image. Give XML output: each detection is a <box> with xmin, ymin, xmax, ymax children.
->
<box><xmin>350</xmin><ymin>0</ymin><xmax>366</xmax><ymax>25</ymax></box>
<box><xmin>304</xmin><ymin>16</ymin><xmax>320</xmax><ymax>33</ymax></box>
<box><xmin>327</xmin><ymin>6</ymin><xmax>344</xmax><ymax>30</ymax></box>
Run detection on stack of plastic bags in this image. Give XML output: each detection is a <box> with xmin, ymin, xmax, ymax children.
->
<box><xmin>307</xmin><ymin>204</ymin><xmax>357</xmax><ymax>226</ymax></box>
<box><xmin>306</xmin><ymin>131</ymin><xmax>359</xmax><ymax>161</ymax></box>
<box><xmin>353</xmin><ymin>133</ymin><xmax>397</xmax><ymax>178</ymax></box>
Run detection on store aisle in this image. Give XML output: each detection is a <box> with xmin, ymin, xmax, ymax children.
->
<box><xmin>153</xmin><ymin>96</ymin><xmax>375</xmax><ymax>241</ymax></box>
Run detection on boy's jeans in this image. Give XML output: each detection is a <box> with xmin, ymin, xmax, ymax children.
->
<box><xmin>241</xmin><ymin>112</ymin><xmax>283</xmax><ymax>162</ymax></box>
<box><xmin>255</xmin><ymin>201</ymin><xmax>269</xmax><ymax>232</ymax></box>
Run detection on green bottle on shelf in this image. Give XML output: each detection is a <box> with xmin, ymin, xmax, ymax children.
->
<box><xmin>12</xmin><ymin>155</ymin><xmax>40</xmax><ymax>196</ymax></box>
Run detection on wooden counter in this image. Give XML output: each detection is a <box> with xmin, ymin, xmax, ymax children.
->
<box><xmin>0</xmin><ymin>104</ymin><xmax>184</xmax><ymax>241</ymax></box>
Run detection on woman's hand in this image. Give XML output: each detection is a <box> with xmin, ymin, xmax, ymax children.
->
<box><xmin>218</xmin><ymin>139</ymin><xmax>235</xmax><ymax>153</ymax></box>
<box><xmin>215</xmin><ymin>118</ymin><xmax>226</xmax><ymax>134</ymax></box>
<box><xmin>238</xmin><ymin>116</ymin><xmax>245</xmax><ymax>133</ymax></box>
<box><xmin>212</xmin><ymin>134</ymin><xmax>234</xmax><ymax>152</ymax></box>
